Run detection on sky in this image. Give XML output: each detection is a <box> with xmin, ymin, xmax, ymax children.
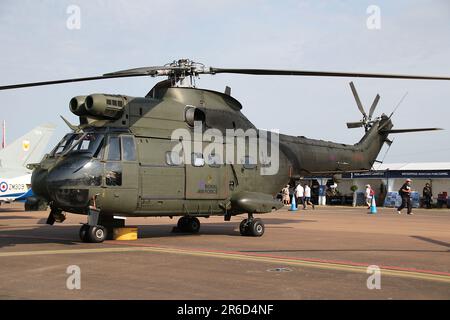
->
<box><xmin>0</xmin><ymin>0</ymin><xmax>449</xmax><ymax>164</ymax></box>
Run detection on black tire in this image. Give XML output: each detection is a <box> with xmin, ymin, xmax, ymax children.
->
<box><xmin>239</xmin><ymin>219</ymin><xmax>249</xmax><ymax>236</ymax></box>
<box><xmin>79</xmin><ymin>224</ymin><xmax>90</xmax><ymax>242</ymax></box>
<box><xmin>187</xmin><ymin>217</ymin><xmax>200</xmax><ymax>233</ymax></box>
<box><xmin>177</xmin><ymin>217</ymin><xmax>200</xmax><ymax>233</ymax></box>
<box><xmin>177</xmin><ymin>217</ymin><xmax>189</xmax><ymax>231</ymax></box>
<box><xmin>86</xmin><ymin>225</ymin><xmax>107</xmax><ymax>243</ymax></box>
<box><xmin>248</xmin><ymin>219</ymin><xmax>265</xmax><ymax>237</ymax></box>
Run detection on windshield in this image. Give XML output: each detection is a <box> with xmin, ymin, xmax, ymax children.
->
<box><xmin>51</xmin><ymin>133</ymin><xmax>104</xmax><ymax>158</ymax></box>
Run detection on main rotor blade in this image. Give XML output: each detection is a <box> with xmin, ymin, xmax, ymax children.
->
<box><xmin>381</xmin><ymin>128</ymin><xmax>443</xmax><ymax>134</ymax></box>
<box><xmin>2</xmin><ymin>63</ymin><xmax>450</xmax><ymax>91</ymax></box>
<box><xmin>0</xmin><ymin>73</ymin><xmax>149</xmax><ymax>91</ymax></box>
<box><xmin>103</xmin><ymin>66</ymin><xmax>171</xmax><ymax>76</ymax></box>
<box><xmin>346</xmin><ymin>121</ymin><xmax>365</xmax><ymax>129</ymax></box>
<box><xmin>349</xmin><ymin>82</ymin><xmax>367</xmax><ymax>117</ymax></box>
<box><xmin>209</xmin><ymin>67</ymin><xmax>450</xmax><ymax>80</ymax></box>
<box><xmin>368</xmin><ymin>94</ymin><xmax>380</xmax><ymax>119</ymax></box>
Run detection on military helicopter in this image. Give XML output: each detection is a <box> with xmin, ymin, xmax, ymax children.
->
<box><xmin>0</xmin><ymin>59</ymin><xmax>447</xmax><ymax>243</ymax></box>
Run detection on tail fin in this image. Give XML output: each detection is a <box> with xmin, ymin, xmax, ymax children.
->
<box><xmin>351</xmin><ymin>115</ymin><xmax>394</xmax><ymax>169</ymax></box>
<box><xmin>0</xmin><ymin>123</ymin><xmax>56</xmax><ymax>169</ymax></box>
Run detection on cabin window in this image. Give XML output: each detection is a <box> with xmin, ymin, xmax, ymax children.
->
<box><xmin>122</xmin><ymin>136</ymin><xmax>136</xmax><ymax>161</ymax></box>
<box><xmin>107</xmin><ymin>137</ymin><xmax>121</xmax><ymax>161</ymax></box>
<box><xmin>191</xmin><ymin>153</ymin><xmax>205</xmax><ymax>167</ymax></box>
<box><xmin>166</xmin><ymin>151</ymin><xmax>183</xmax><ymax>166</ymax></box>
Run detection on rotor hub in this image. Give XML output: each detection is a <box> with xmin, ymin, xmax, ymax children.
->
<box><xmin>163</xmin><ymin>59</ymin><xmax>207</xmax><ymax>87</ymax></box>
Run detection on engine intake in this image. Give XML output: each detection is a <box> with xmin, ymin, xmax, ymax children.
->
<box><xmin>84</xmin><ymin>94</ymin><xmax>127</xmax><ymax>119</ymax></box>
<box><xmin>185</xmin><ymin>106</ymin><xmax>206</xmax><ymax>127</ymax></box>
<box><xmin>69</xmin><ymin>96</ymin><xmax>88</xmax><ymax>116</ymax></box>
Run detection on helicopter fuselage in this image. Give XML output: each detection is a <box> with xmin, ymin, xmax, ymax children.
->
<box><xmin>1</xmin><ymin>58</ymin><xmax>443</xmax><ymax>242</ymax></box>
<box><xmin>31</xmin><ymin>84</ymin><xmax>391</xmax><ymax>222</ymax></box>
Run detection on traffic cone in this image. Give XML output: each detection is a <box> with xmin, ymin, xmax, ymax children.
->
<box><xmin>289</xmin><ymin>195</ymin><xmax>297</xmax><ymax>212</ymax></box>
<box><xmin>370</xmin><ymin>196</ymin><xmax>377</xmax><ymax>214</ymax></box>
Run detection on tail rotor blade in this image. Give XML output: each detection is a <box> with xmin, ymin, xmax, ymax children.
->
<box><xmin>368</xmin><ymin>94</ymin><xmax>380</xmax><ymax>119</ymax></box>
<box><xmin>349</xmin><ymin>82</ymin><xmax>367</xmax><ymax>118</ymax></box>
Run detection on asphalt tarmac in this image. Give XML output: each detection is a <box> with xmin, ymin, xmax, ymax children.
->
<box><xmin>0</xmin><ymin>203</ymin><xmax>449</xmax><ymax>300</ymax></box>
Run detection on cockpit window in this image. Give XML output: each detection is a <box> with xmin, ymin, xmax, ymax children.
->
<box><xmin>51</xmin><ymin>133</ymin><xmax>76</xmax><ymax>156</ymax></box>
<box><xmin>107</xmin><ymin>136</ymin><xmax>121</xmax><ymax>161</ymax></box>
<box><xmin>51</xmin><ymin>133</ymin><xmax>104</xmax><ymax>158</ymax></box>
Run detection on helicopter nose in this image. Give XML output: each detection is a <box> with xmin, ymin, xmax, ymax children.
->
<box><xmin>45</xmin><ymin>156</ymin><xmax>102</xmax><ymax>209</ymax></box>
<box><xmin>31</xmin><ymin>167</ymin><xmax>51</xmax><ymax>201</ymax></box>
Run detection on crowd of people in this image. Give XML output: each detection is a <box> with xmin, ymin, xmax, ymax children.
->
<box><xmin>281</xmin><ymin>182</ymin><xmax>315</xmax><ymax>210</ymax></box>
<box><xmin>281</xmin><ymin>178</ymin><xmax>436</xmax><ymax>215</ymax></box>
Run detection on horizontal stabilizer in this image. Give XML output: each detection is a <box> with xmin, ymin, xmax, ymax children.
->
<box><xmin>380</xmin><ymin>128</ymin><xmax>443</xmax><ymax>134</ymax></box>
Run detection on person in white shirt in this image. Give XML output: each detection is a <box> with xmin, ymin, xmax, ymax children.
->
<box><xmin>295</xmin><ymin>183</ymin><xmax>304</xmax><ymax>209</ymax></box>
<box><xmin>365</xmin><ymin>184</ymin><xmax>373</xmax><ymax>209</ymax></box>
<box><xmin>304</xmin><ymin>183</ymin><xmax>315</xmax><ymax>210</ymax></box>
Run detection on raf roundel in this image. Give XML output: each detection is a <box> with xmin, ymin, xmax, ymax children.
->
<box><xmin>0</xmin><ymin>181</ymin><xmax>8</xmax><ymax>192</ymax></box>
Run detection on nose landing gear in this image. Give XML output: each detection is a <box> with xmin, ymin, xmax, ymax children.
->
<box><xmin>79</xmin><ymin>224</ymin><xmax>106</xmax><ymax>243</ymax></box>
<box><xmin>79</xmin><ymin>205</ymin><xmax>108</xmax><ymax>243</ymax></box>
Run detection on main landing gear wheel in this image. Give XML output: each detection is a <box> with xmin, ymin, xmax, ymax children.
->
<box><xmin>239</xmin><ymin>218</ymin><xmax>265</xmax><ymax>237</ymax></box>
<box><xmin>79</xmin><ymin>224</ymin><xmax>90</xmax><ymax>242</ymax></box>
<box><xmin>249</xmin><ymin>219</ymin><xmax>265</xmax><ymax>237</ymax></box>
<box><xmin>79</xmin><ymin>224</ymin><xmax>107</xmax><ymax>243</ymax></box>
<box><xmin>177</xmin><ymin>217</ymin><xmax>200</xmax><ymax>233</ymax></box>
<box><xmin>239</xmin><ymin>219</ymin><xmax>249</xmax><ymax>235</ymax></box>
